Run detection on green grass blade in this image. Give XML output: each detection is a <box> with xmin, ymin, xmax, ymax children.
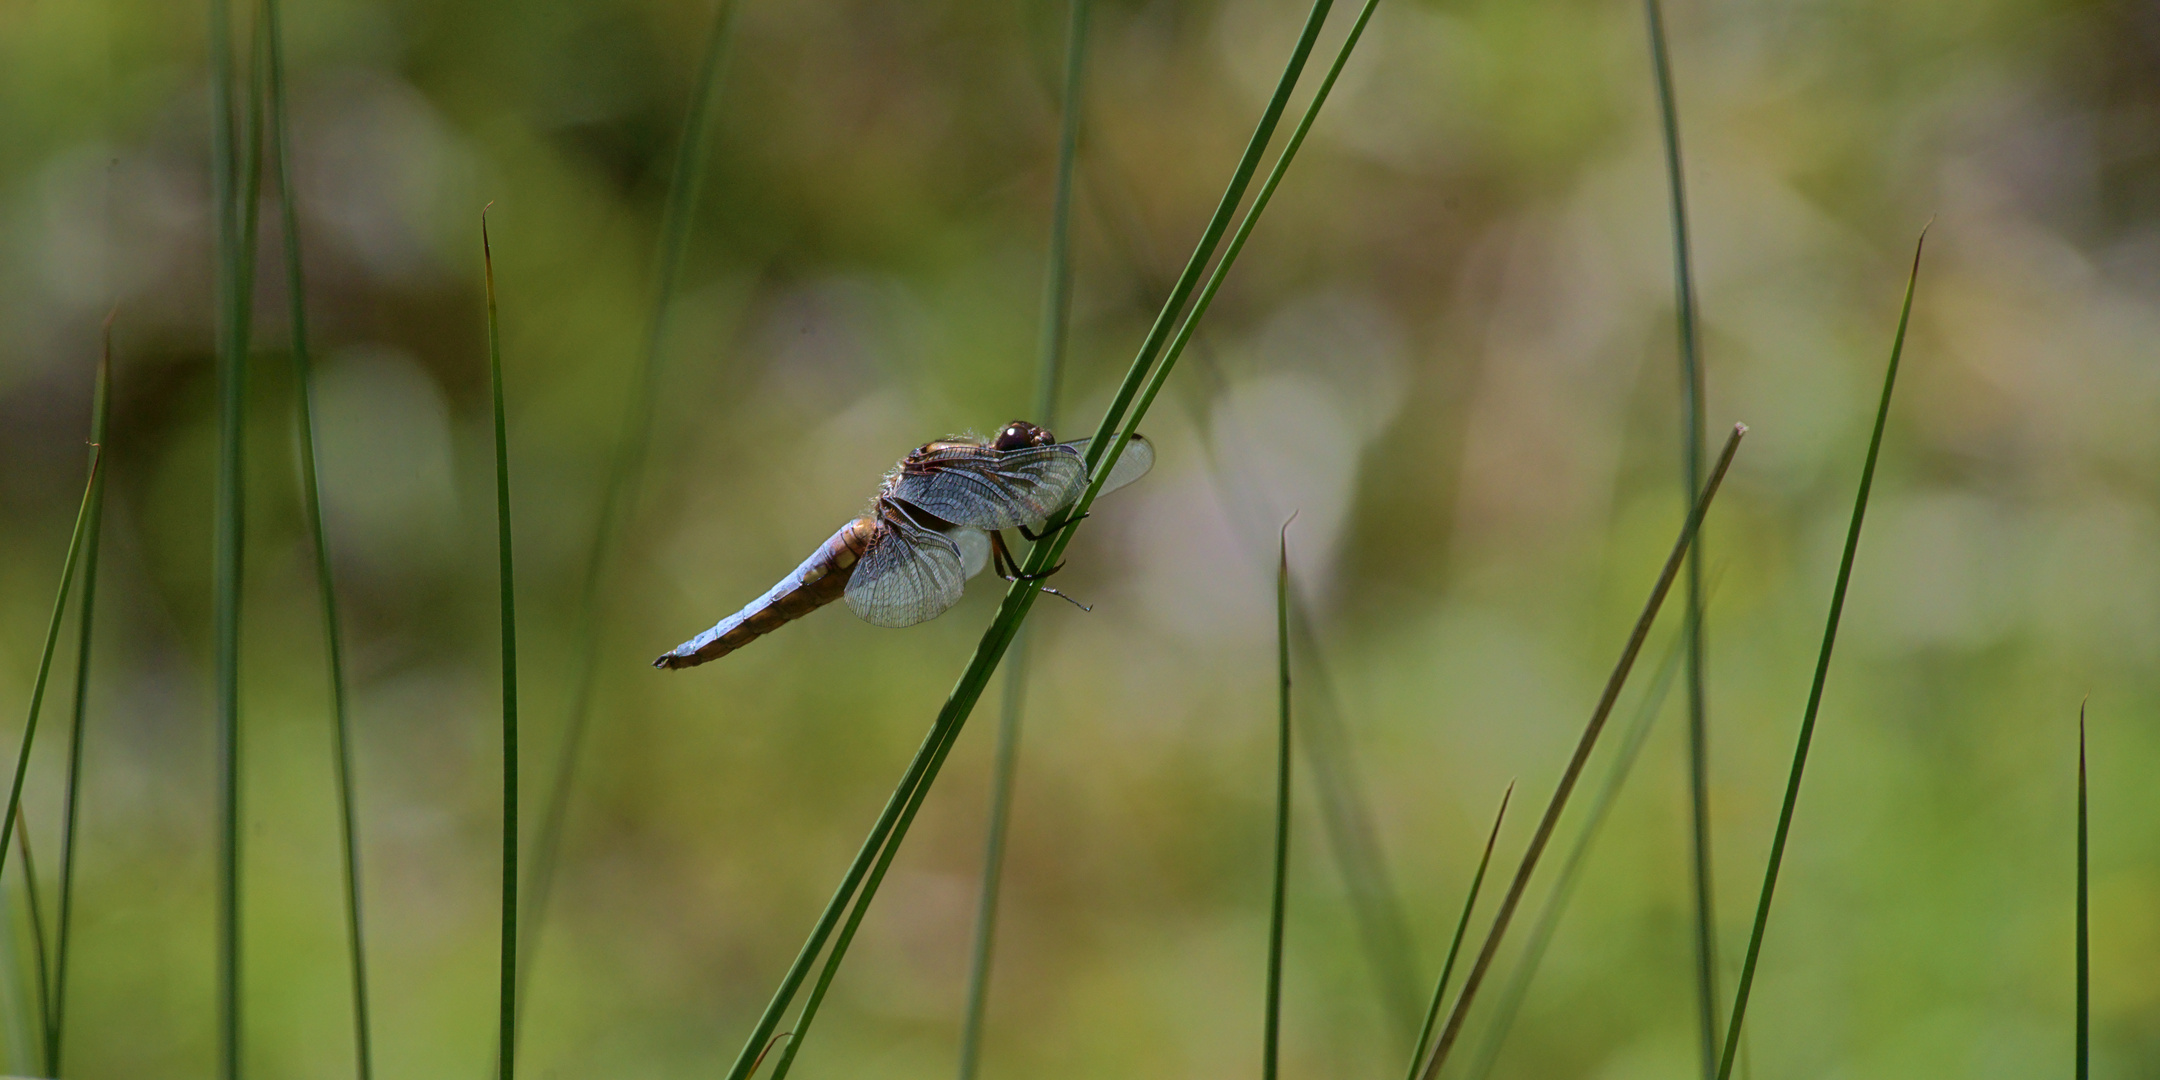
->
<box><xmin>262</xmin><ymin>3</ymin><xmax>374</xmax><ymax>1075</ymax></box>
<box><xmin>12</xmin><ymin>813</ymin><xmax>49</xmax><ymax>1064</ymax></box>
<box><xmin>482</xmin><ymin>210</ymin><xmax>521</xmax><ymax>1080</ymax></box>
<box><xmin>1080</xmin><ymin>157</ymin><xmax>1423</xmax><ymax>1037</ymax></box>
<box><xmin>1265</xmin><ymin>519</ymin><xmax>1295</xmax><ymax>1080</ymax></box>
<box><xmin>52</xmin><ymin>317</ymin><xmax>112</xmax><ymax>1075</ymax></box>
<box><xmin>207</xmin><ymin>0</ymin><xmax>242</xmax><ymax>1063</ymax></box>
<box><xmin>208</xmin><ymin>0</ymin><xmax>267</xmax><ymax>1072</ymax></box>
<box><xmin>1405</xmin><ymin>782</ymin><xmax>1513</xmax><ymax>1080</ymax></box>
<box><xmin>955</xmin><ymin>4</ymin><xmax>1091</xmax><ymax>1076</ymax></box>
<box><xmin>0</xmin><ymin>441</ymin><xmax>105</xmax><ymax>1074</ymax></box>
<box><xmin>724</xmin><ymin>5</ymin><xmax>1353</xmax><ymax>1074</ymax></box>
<box><xmin>0</xmin><ymin>447</ymin><xmax>104</xmax><ymax>925</ymax></box>
<box><xmin>1419</xmin><ymin>425</ymin><xmax>1746</xmax><ymax>1080</ymax></box>
<box><xmin>1713</xmin><ymin>231</ymin><xmax>1922</xmax><ymax>1080</ymax></box>
<box><xmin>2076</xmin><ymin>701</ymin><xmax>2088</xmax><ymax>1080</ymax></box>
<box><xmin>1640</xmin><ymin>2</ymin><xmax>1718</xmax><ymax>1068</ymax></box>
<box><xmin>1464</xmin><ymin>633</ymin><xmax>1688</xmax><ymax>1080</ymax></box>
<box><xmin>519</xmin><ymin>0</ymin><xmax>742</xmax><ymax>1022</ymax></box>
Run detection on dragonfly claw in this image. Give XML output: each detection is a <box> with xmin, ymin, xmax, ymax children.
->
<box><xmin>1037</xmin><ymin>585</ymin><xmax>1091</xmax><ymax>613</ymax></box>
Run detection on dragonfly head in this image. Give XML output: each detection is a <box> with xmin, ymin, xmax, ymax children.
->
<box><xmin>993</xmin><ymin>420</ymin><xmax>1055</xmax><ymax>451</ymax></box>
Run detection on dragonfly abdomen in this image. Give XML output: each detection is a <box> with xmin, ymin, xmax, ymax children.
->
<box><xmin>653</xmin><ymin>517</ymin><xmax>878</xmax><ymax>669</ymax></box>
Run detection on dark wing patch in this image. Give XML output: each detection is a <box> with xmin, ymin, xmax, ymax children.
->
<box><xmin>888</xmin><ymin>443</ymin><xmax>1087</xmax><ymax>530</ymax></box>
<box><xmin>844</xmin><ymin>505</ymin><xmax>971</xmax><ymax>628</ymax></box>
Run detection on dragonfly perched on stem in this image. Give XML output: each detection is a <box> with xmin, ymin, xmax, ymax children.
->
<box><xmin>655</xmin><ymin>421</ymin><xmax>1154</xmax><ymax>670</ymax></box>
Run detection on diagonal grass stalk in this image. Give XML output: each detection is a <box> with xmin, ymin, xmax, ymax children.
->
<box><xmin>1464</xmin><ymin>632</ymin><xmax>1689</xmax><ymax>1080</ymax></box>
<box><xmin>1419</xmin><ymin>424</ymin><xmax>1746</xmax><ymax>1080</ymax></box>
<box><xmin>2076</xmin><ymin>701</ymin><xmax>2088</xmax><ymax>1080</ymax></box>
<box><xmin>518</xmin><ymin>0</ymin><xmax>742</xmax><ymax>1025</ymax></box>
<box><xmin>52</xmin><ymin>315</ymin><xmax>113</xmax><ymax>1075</ymax></box>
<box><xmin>955</xmin><ymin>3</ymin><xmax>1090</xmax><ymax>1076</ymax></box>
<box><xmin>724</xmin><ymin>2</ymin><xmax>1352</xmax><ymax>1074</ymax></box>
<box><xmin>1713</xmin><ymin>230</ymin><xmax>1923</xmax><ymax>1080</ymax></box>
<box><xmin>1404</xmin><ymin>783</ymin><xmax>1512</xmax><ymax>1080</ymax></box>
<box><xmin>1640</xmin><ymin>1</ymin><xmax>1718</xmax><ymax>1068</ymax></box>
<box><xmin>1264</xmin><ymin>517</ymin><xmax>1295</xmax><ymax>1080</ymax></box>
<box><xmin>482</xmin><ymin>210</ymin><xmax>521</xmax><ymax>1080</ymax></box>
<box><xmin>1082</xmin><ymin>153</ymin><xmax>1422</xmax><ymax>1035</ymax></box>
<box><xmin>262</xmin><ymin>2</ymin><xmax>375</xmax><ymax>1074</ymax></box>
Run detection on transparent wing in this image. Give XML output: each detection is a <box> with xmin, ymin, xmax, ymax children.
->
<box><xmin>844</xmin><ymin>506</ymin><xmax>971</xmax><ymax>628</ymax></box>
<box><xmin>888</xmin><ymin>443</ymin><xmax>1087</xmax><ymax>530</ymax></box>
<box><xmin>1063</xmin><ymin>433</ymin><xmax>1155</xmax><ymax>498</ymax></box>
<box><xmin>950</xmin><ymin>526</ymin><xmax>991</xmax><ymax>580</ymax></box>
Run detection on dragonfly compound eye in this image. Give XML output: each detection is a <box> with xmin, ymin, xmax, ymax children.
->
<box><xmin>994</xmin><ymin>421</ymin><xmax>1049</xmax><ymax>451</ymax></box>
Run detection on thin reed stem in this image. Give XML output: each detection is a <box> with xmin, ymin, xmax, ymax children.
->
<box><xmin>723</xmin><ymin>3</ymin><xmax>1353</xmax><ymax>1073</ymax></box>
<box><xmin>1405</xmin><ymin>783</ymin><xmax>1512</xmax><ymax>1080</ymax></box>
<box><xmin>1</xmin><ymin>443</ymin><xmax>105</xmax><ymax>1078</ymax></box>
<box><xmin>1640</xmin><ymin>1</ymin><xmax>1718</xmax><ymax>1068</ymax></box>
<box><xmin>483</xmin><ymin>209</ymin><xmax>520</xmax><ymax>1080</ymax></box>
<box><xmin>519</xmin><ymin>0</ymin><xmax>742</xmax><ymax>1024</ymax></box>
<box><xmin>956</xmin><ymin>4</ymin><xmax>1091</xmax><ymax>1075</ymax></box>
<box><xmin>2076</xmin><ymin>702</ymin><xmax>2088</xmax><ymax>1080</ymax></box>
<box><xmin>1264</xmin><ymin>519</ymin><xmax>1295</xmax><ymax>1080</ymax></box>
<box><xmin>262</xmin><ymin>2</ymin><xmax>374</xmax><ymax>1073</ymax></box>
<box><xmin>1714</xmin><ymin>231</ymin><xmax>1923</xmax><ymax>1080</ymax></box>
<box><xmin>52</xmin><ymin>317</ymin><xmax>113</xmax><ymax>1075</ymax></box>
<box><xmin>1419</xmin><ymin>425</ymin><xmax>1747</xmax><ymax>1080</ymax></box>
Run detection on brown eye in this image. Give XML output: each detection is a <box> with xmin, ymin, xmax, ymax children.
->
<box><xmin>992</xmin><ymin>421</ymin><xmax>1046</xmax><ymax>452</ymax></box>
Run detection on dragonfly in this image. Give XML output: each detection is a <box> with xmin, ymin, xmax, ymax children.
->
<box><xmin>655</xmin><ymin>421</ymin><xmax>1154</xmax><ymax>670</ymax></box>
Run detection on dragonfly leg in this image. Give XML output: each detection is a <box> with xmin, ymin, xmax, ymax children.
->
<box><xmin>1018</xmin><ymin>510</ymin><xmax>1090</xmax><ymax>543</ymax></box>
<box><xmin>989</xmin><ymin>531</ymin><xmax>1088</xmax><ymax>611</ymax></box>
<box><xmin>991</xmin><ymin>530</ymin><xmax>1065</xmax><ymax>582</ymax></box>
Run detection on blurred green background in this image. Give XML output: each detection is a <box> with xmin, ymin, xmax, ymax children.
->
<box><xmin>2</xmin><ymin>0</ymin><xmax>2157</xmax><ymax>1076</ymax></box>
